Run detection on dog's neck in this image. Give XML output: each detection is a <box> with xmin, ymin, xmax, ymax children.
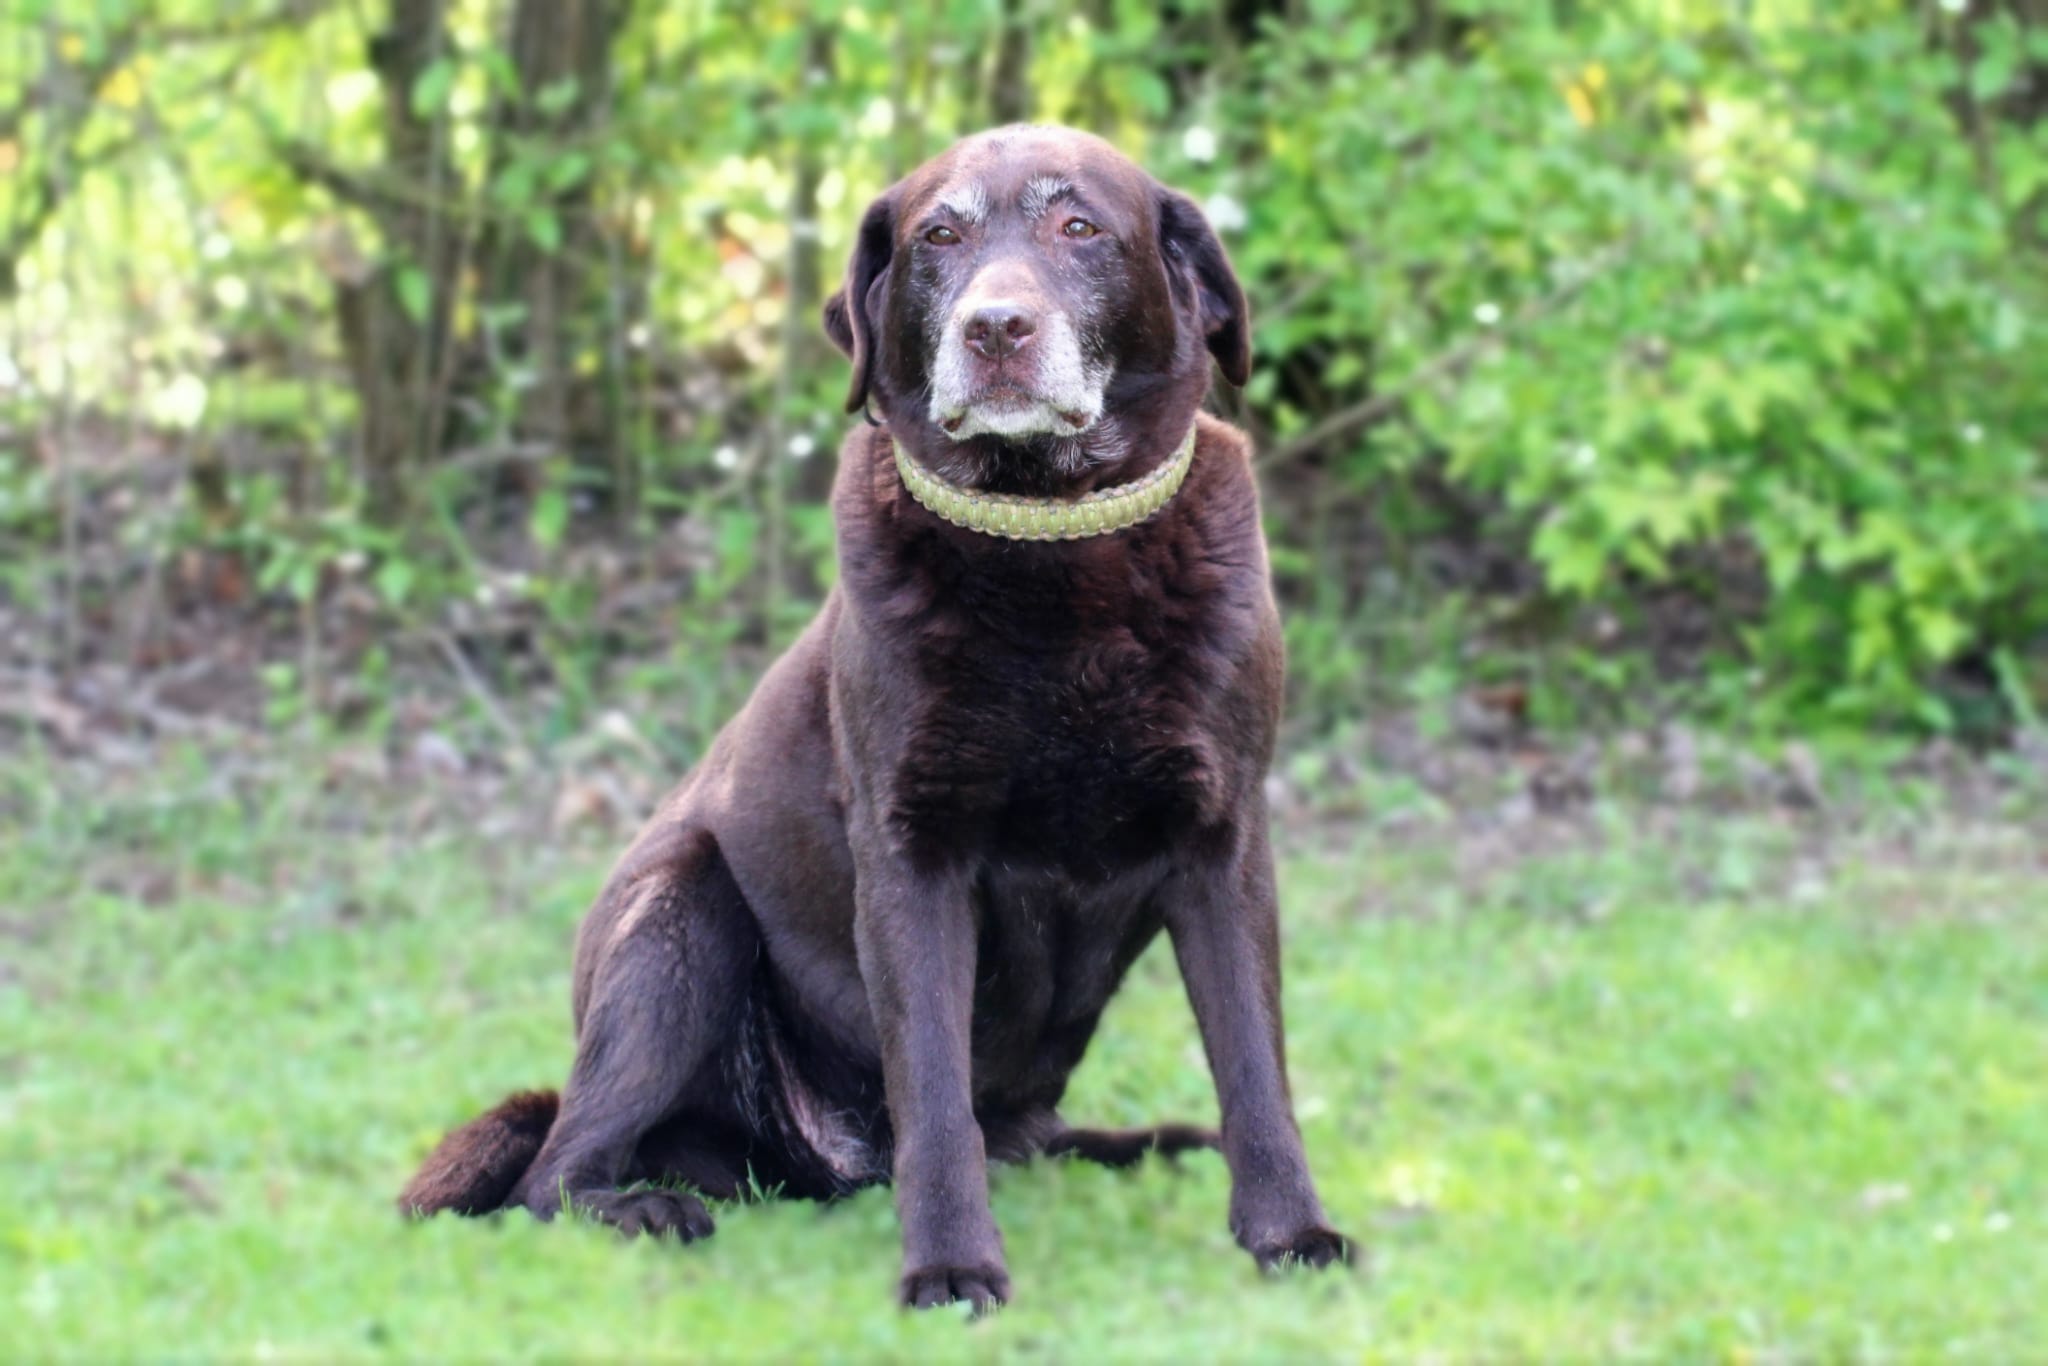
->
<box><xmin>890</xmin><ymin>422</ymin><xmax>1197</xmax><ymax>542</ymax></box>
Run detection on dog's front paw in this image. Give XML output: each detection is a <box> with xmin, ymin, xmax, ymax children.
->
<box><xmin>898</xmin><ymin>1261</ymin><xmax>1011</xmax><ymax>1314</ymax></box>
<box><xmin>1243</xmin><ymin>1223</ymin><xmax>1352</xmax><ymax>1273</ymax></box>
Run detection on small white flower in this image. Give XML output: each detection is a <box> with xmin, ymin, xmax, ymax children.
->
<box><xmin>712</xmin><ymin>444</ymin><xmax>740</xmax><ymax>471</ymax></box>
<box><xmin>1986</xmin><ymin>1211</ymin><xmax>2012</xmax><ymax>1233</ymax></box>
<box><xmin>22</xmin><ymin>1270</ymin><xmax>58</xmax><ymax>1319</ymax></box>
<box><xmin>626</xmin><ymin>324</ymin><xmax>650</xmax><ymax>349</ymax></box>
<box><xmin>1938</xmin><ymin>0</ymin><xmax>1966</xmax><ymax>13</ymax></box>
<box><xmin>1203</xmin><ymin>192</ymin><xmax>1247</xmax><ymax>234</ymax></box>
<box><xmin>1571</xmin><ymin>442</ymin><xmax>1599</xmax><ymax>470</ymax></box>
<box><xmin>1932</xmin><ymin>1223</ymin><xmax>1954</xmax><ymax>1243</ymax></box>
<box><xmin>858</xmin><ymin>96</ymin><xmax>895</xmax><ymax>139</ymax></box>
<box><xmin>1474</xmin><ymin>301</ymin><xmax>1503</xmax><ymax>327</ymax></box>
<box><xmin>1962</xmin><ymin>423</ymin><xmax>1983</xmax><ymax>444</ymax></box>
<box><xmin>1182</xmin><ymin>125</ymin><xmax>1218</xmax><ymax>164</ymax></box>
<box><xmin>153</xmin><ymin>373</ymin><xmax>210</xmax><ymax>430</ymax></box>
<box><xmin>787</xmin><ymin>433</ymin><xmax>816</xmax><ymax>460</ymax></box>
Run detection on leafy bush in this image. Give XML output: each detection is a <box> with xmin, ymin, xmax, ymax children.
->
<box><xmin>1209</xmin><ymin>4</ymin><xmax>2047</xmax><ymax>730</ymax></box>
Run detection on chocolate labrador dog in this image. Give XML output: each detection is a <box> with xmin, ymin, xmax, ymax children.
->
<box><xmin>400</xmin><ymin>124</ymin><xmax>1347</xmax><ymax>1310</ymax></box>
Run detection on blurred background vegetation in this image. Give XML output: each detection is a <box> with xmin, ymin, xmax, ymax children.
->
<box><xmin>4</xmin><ymin>0</ymin><xmax>2043</xmax><ymax>762</ymax></box>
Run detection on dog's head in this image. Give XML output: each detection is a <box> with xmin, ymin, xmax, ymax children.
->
<box><xmin>824</xmin><ymin>125</ymin><xmax>1248</xmax><ymax>488</ymax></box>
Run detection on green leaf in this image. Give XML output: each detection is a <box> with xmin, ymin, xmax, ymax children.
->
<box><xmin>1128</xmin><ymin>70</ymin><xmax>1171</xmax><ymax>118</ymax></box>
<box><xmin>479</xmin><ymin>47</ymin><xmax>520</xmax><ymax>99</ymax></box>
<box><xmin>526</xmin><ymin>210</ymin><xmax>562</xmax><ymax>254</ymax></box>
<box><xmin>374</xmin><ymin>558</ymin><xmax>416</xmax><ymax>606</ymax></box>
<box><xmin>1909</xmin><ymin>606</ymin><xmax>1967</xmax><ymax>663</ymax></box>
<box><xmin>545</xmin><ymin>151</ymin><xmax>593</xmax><ymax>193</ymax></box>
<box><xmin>410</xmin><ymin>57</ymin><xmax>456</xmax><ymax>119</ymax></box>
<box><xmin>395</xmin><ymin>267</ymin><xmax>431</xmax><ymax>325</ymax></box>
<box><xmin>494</xmin><ymin>159</ymin><xmax>538</xmax><ymax>209</ymax></box>
<box><xmin>531</xmin><ymin>487</ymin><xmax>570</xmax><ymax>551</ymax></box>
<box><xmin>535</xmin><ymin>77</ymin><xmax>580</xmax><ymax>117</ymax></box>
<box><xmin>1969</xmin><ymin>46</ymin><xmax>2018</xmax><ymax>104</ymax></box>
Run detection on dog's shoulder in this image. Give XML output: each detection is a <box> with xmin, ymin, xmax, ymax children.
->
<box><xmin>1154</xmin><ymin>411</ymin><xmax>1275</xmax><ymax>621</ymax></box>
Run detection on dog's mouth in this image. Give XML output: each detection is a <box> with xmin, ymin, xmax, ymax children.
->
<box><xmin>937</xmin><ymin>382</ymin><xmax>1094</xmax><ymax>437</ymax></box>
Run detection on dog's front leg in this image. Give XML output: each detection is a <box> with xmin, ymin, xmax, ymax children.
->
<box><xmin>1166</xmin><ymin>824</ymin><xmax>1350</xmax><ymax>1272</ymax></box>
<box><xmin>853</xmin><ymin>853</ymin><xmax>1009</xmax><ymax>1311</ymax></box>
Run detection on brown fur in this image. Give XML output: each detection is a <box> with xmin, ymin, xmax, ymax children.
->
<box><xmin>400</xmin><ymin>126</ymin><xmax>1347</xmax><ymax>1311</ymax></box>
<box><xmin>399</xmin><ymin>1090</ymin><xmax>558</xmax><ymax>1215</ymax></box>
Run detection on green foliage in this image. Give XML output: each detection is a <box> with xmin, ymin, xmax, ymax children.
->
<box><xmin>1</xmin><ymin>0</ymin><xmax>2043</xmax><ymax>735</ymax></box>
<box><xmin>1218</xmin><ymin>4</ymin><xmax>2047</xmax><ymax>729</ymax></box>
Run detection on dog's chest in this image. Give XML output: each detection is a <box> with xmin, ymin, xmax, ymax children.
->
<box><xmin>892</xmin><ymin>634</ymin><xmax>1225</xmax><ymax>869</ymax></box>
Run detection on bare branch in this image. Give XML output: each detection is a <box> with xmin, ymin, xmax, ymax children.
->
<box><xmin>0</xmin><ymin>136</ymin><xmax>142</xmax><ymax>300</ymax></box>
<box><xmin>0</xmin><ymin>3</ymin><xmax>338</xmax><ymax>294</ymax></box>
<box><xmin>0</xmin><ymin>2</ymin><xmax>337</xmax><ymax>145</ymax></box>
<box><xmin>273</xmin><ymin>136</ymin><xmax>400</xmax><ymax>216</ymax></box>
<box><xmin>0</xmin><ymin>29</ymin><xmax>140</xmax><ymax>149</ymax></box>
<box><xmin>155</xmin><ymin>0</ymin><xmax>341</xmax><ymax>47</ymax></box>
<box><xmin>428</xmin><ymin>628</ymin><xmax>537</xmax><ymax>773</ymax></box>
<box><xmin>1261</xmin><ymin>234</ymin><xmax>1638</xmax><ymax>470</ymax></box>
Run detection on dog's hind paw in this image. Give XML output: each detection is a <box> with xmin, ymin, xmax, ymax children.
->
<box><xmin>578</xmin><ymin>1188</ymin><xmax>716</xmax><ymax>1243</ymax></box>
<box><xmin>898</xmin><ymin>1262</ymin><xmax>1011</xmax><ymax>1315</ymax></box>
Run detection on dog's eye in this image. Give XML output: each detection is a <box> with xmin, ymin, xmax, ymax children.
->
<box><xmin>1061</xmin><ymin>218</ymin><xmax>1100</xmax><ymax>239</ymax></box>
<box><xmin>924</xmin><ymin>225</ymin><xmax>961</xmax><ymax>246</ymax></box>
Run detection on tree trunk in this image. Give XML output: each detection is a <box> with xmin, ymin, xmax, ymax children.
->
<box><xmin>317</xmin><ymin>0</ymin><xmax>462</xmax><ymax>525</ymax></box>
<box><xmin>990</xmin><ymin>0</ymin><xmax>1032</xmax><ymax>125</ymax></box>
<box><xmin>783</xmin><ymin>24</ymin><xmax>836</xmax><ymax>508</ymax></box>
<box><xmin>1070</xmin><ymin>0</ymin><xmax>1114</xmax><ymax>130</ymax></box>
<box><xmin>477</xmin><ymin>0</ymin><xmax>630</xmax><ymax>504</ymax></box>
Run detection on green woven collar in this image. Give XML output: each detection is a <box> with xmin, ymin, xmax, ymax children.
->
<box><xmin>892</xmin><ymin>425</ymin><xmax>1197</xmax><ymax>541</ymax></box>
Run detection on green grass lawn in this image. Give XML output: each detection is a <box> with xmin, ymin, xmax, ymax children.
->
<box><xmin>3</xmin><ymin>751</ymin><xmax>2044</xmax><ymax>1360</ymax></box>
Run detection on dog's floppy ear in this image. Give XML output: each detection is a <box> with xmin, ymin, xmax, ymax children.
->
<box><xmin>1157</xmin><ymin>189</ymin><xmax>1251</xmax><ymax>387</ymax></box>
<box><xmin>823</xmin><ymin>189</ymin><xmax>898</xmax><ymax>413</ymax></box>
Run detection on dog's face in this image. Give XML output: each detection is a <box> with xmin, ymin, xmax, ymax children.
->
<box><xmin>825</xmin><ymin>126</ymin><xmax>1249</xmax><ymax>485</ymax></box>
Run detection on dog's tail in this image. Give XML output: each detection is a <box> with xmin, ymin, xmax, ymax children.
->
<box><xmin>397</xmin><ymin>1089</ymin><xmax>559</xmax><ymax>1217</ymax></box>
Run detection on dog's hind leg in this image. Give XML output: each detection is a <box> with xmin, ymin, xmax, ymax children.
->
<box><xmin>509</xmin><ymin>825</ymin><xmax>757</xmax><ymax>1240</ymax></box>
<box><xmin>1044</xmin><ymin>1122</ymin><xmax>1220</xmax><ymax>1169</ymax></box>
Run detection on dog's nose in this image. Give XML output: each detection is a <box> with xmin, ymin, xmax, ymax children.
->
<box><xmin>963</xmin><ymin>304</ymin><xmax>1037</xmax><ymax>360</ymax></box>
